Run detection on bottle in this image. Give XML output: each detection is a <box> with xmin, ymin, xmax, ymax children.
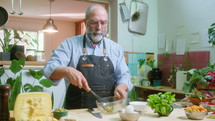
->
<box><xmin>0</xmin><ymin>84</ymin><xmax>11</xmax><ymax>121</ymax></box>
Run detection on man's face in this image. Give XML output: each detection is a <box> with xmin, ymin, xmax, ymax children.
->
<box><xmin>85</xmin><ymin>8</ymin><xmax>108</xmax><ymax>43</ymax></box>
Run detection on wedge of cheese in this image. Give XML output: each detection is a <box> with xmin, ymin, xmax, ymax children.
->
<box><xmin>14</xmin><ymin>92</ymin><xmax>52</xmax><ymax>121</ymax></box>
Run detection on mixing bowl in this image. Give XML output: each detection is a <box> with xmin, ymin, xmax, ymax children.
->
<box><xmin>96</xmin><ymin>96</ymin><xmax>126</xmax><ymax>114</ymax></box>
<box><xmin>118</xmin><ymin>109</ymin><xmax>141</xmax><ymax>121</ymax></box>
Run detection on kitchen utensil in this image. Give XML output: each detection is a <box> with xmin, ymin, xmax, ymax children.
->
<box><xmin>88</xmin><ymin>107</ymin><xmax>102</xmax><ymax>119</ymax></box>
<box><xmin>0</xmin><ymin>6</ymin><xmax>8</xmax><ymax>26</ymax></box>
<box><xmin>86</xmin><ymin>88</ymin><xmax>113</xmax><ymax>112</ymax></box>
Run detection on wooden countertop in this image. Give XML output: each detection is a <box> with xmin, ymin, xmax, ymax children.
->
<box><xmin>135</xmin><ymin>85</ymin><xmax>185</xmax><ymax>94</ymax></box>
<box><xmin>10</xmin><ymin>108</ymin><xmax>213</xmax><ymax>121</ymax></box>
<box><xmin>0</xmin><ymin>61</ymin><xmax>46</xmax><ymax>66</ymax></box>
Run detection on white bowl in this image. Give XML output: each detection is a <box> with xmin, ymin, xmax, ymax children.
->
<box><xmin>129</xmin><ymin>101</ymin><xmax>150</xmax><ymax>113</ymax></box>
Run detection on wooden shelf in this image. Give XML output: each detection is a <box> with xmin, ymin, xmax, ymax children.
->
<box><xmin>0</xmin><ymin>61</ymin><xmax>46</xmax><ymax>66</ymax></box>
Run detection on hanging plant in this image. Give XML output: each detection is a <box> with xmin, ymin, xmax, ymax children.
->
<box><xmin>208</xmin><ymin>23</ymin><xmax>215</xmax><ymax>45</ymax></box>
<box><xmin>131</xmin><ymin>11</ymin><xmax>141</xmax><ymax>21</ymax></box>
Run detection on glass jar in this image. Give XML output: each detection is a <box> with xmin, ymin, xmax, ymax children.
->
<box><xmin>36</xmin><ymin>50</ymin><xmax>45</xmax><ymax>61</ymax></box>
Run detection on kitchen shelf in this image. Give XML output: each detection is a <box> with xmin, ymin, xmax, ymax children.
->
<box><xmin>0</xmin><ymin>61</ymin><xmax>46</xmax><ymax>66</ymax></box>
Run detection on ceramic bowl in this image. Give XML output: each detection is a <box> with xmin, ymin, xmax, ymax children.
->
<box><xmin>188</xmin><ymin>97</ymin><xmax>213</xmax><ymax>105</ymax></box>
<box><xmin>53</xmin><ymin>110</ymin><xmax>68</xmax><ymax>120</ymax></box>
<box><xmin>96</xmin><ymin>96</ymin><xmax>126</xmax><ymax>114</ymax></box>
<box><xmin>129</xmin><ymin>101</ymin><xmax>150</xmax><ymax>113</ymax></box>
<box><xmin>185</xmin><ymin>111</ymin><xmax>207</xmax><ymax>120</ymax></box>
<box><xmin>118</xmin><ymin>109</ymin><xmax>141</xmax><ymax>121</ymax></box>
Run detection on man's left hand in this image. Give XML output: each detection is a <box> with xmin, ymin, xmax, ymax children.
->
<box><xmin>114</xmin><ymin>83</ymin><xmax>128</xmax><ymax>100</ymax></box>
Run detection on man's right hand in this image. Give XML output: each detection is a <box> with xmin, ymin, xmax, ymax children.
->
<box><xmin>50</xmin><ymin>66</ymin><xmax>90</xmax><ymax>91</ymax></box>
<box><xmin>65</xmin><ymin>67</ymin><xmax>90</xmax><ymax>90</ymax></box>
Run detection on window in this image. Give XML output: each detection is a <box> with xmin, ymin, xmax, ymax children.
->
<box><xmin>0</xmin><ymin>29</ymin><xmax>44</xmax><ymax>53</ymax></box>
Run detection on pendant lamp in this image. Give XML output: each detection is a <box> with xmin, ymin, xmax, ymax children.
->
<box><xmin>42</xmin><ymin>0</ymin><xmax>58</xmax><ymax>32</ymax></box>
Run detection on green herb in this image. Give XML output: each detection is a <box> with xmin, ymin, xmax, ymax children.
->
<box><xmin>182</xmin><ymin>63</ymin><xmax>215</xmax><ymax>93</ymax></box>
<box><xmin>131</xmin><ymin>11</ymin><xmax>140</xmax><ymax>21</ymax></box>
<box><xmin>208</xmin><ymin>23</ymin><xmax>215</xmax><ymax>45</ymax></box>
<box><xmin>147</xmin><ymin>92</ymin><xmax>176</xmax><ymax>116</ymax></box>
<box><xmin>138</xmin><ymin>59</ymin><xmax>145</xmax><ymax>68</ymax></box>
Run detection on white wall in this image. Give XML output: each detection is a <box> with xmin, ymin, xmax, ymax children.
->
<box><xmin>110</xmin><ymin>0</ymin><xmax>158</xmax><ymax>62</ymax></box>
<box><xmin>157</xmin><ymin>0</ymin><xmax>215</xmax><ymax>63</ymax></box>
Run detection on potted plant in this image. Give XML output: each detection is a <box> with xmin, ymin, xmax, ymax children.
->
<box><xmin>0</xmin><ymin>27</ymin><xmax>34</xmax><ymax>60</ymax></box>
<box><xmin>208</xmin><ymin>22</ymin><xmax>215</xmax><ymax>45</ymax></box>
<box><xmin>0</xmin><ymin>58</ymin><xmax>54</xmax><ymax>110</ymax></box>
<box><xmin>182</xmin><ymin>63</ymin><xmax>215</xmax><ymax>93</ymax></box>
<box><xmin>186</xmin><ymin>89</ymin><xmax>214</xmax><ymax>105</ymax></box>
<box><xmin>147</xmin><ymin>92</ymin><xmax>176</xmax><ymax>116</ymax></box>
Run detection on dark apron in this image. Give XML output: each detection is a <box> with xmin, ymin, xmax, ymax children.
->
<box><xmin>65</xmin><ymin>35</ymin><xmax>116</xmax><ymax>109</ymax></box>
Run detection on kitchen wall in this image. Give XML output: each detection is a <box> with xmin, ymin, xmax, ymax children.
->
<box><xmin>157</xmin><ymin>0</ymin><xmax>215</xmax><ymax>63</ymax></box>
<box><xmin>110</xmin><ymin>0</ymin><xmax>158</xmax><ymax>64</ymax></box>
<box><xmin>5</xmin><ymin>17</ymin><xmax>76</xmax><ymax>61</ymax></box>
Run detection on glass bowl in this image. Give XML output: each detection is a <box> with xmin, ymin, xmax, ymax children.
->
<box><xmin>96</xmin><ymin>96</ymin><xmax>126</xmax><ymax>114</ymax></box>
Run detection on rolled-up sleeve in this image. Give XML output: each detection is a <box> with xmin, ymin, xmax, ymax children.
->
<box><xmin>114</xmin><ymin>46</ymin><xmax>133</xmax><ymax>91</ymax></box>
<box><xmin>43</xmin><ymin>38</ymin><xmax>73</xmax><ymax>80</ymax></box>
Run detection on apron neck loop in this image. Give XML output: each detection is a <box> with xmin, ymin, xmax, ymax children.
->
<box><xmin>82</xmin><ymin>34</ymin><xmax>107</xmax><ymax>57</ymax></box>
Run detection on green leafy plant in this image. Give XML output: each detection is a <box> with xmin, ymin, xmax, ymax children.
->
<box><xmin>182</xmin><ymin>63</ymin><xmax>215</xmax><ymax>93</ymax></box>
<box><xmin>147</xmin><ymin>92</ymin><xmax>176</xmax><ymax>116</ymax></box>
<box><xmin>0</xmin><ymin>58</ymin><xmax>25</xmax><ymax>110</ymax></box>
<box><xmin>131</xmin><ymin>11</ymin><xmax>141</xmax><ymax>21</ymax></box>
<box><xmin>186</xmin><ymin>88</ymin><xmax>213</xmax><ymax>100</ymax></box>
<box><xmin>0</xmin><ymin>27</ymin><xmax>35</xmax><ymax>52</ymax></box>
<box><xmin>23</xmin><ymin>69</ymin><xmax>53</xmax><ymax>92</ymax></box>
<box><xmin>208</xmin><ymin>23</ymin><xmax>215</xmax><ymax>45</ymax></box>
<box><xmin>0</xmin><ymin>58</ymin><xmax>54</xmax><ymax>110</ymax></box>
<box><xmin>138</xmin><ymin>58</ymin><xmax>145</xmax><ymax>69</ymax></box>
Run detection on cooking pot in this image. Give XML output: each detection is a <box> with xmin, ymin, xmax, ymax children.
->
<box><xmin>0</xmin><ymin>6</ymin><xmax>8</xmax><ymax>27</ymax></box>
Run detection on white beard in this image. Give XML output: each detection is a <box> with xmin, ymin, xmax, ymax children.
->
<box><xmin>90</xmin><ymin>34</ymin><xmax>103</xmax><ymax>42</ymax></box>
<box><xmin>86</xmin><ymin>27</ymin><xmax>107</xmax><ymax>42</ymax></box>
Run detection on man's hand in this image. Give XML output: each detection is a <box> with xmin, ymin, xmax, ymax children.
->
<box><xmin>50</xmin><ymin>66</ymin><xmax>90</xmax><ymax>91</ymax></box>
<box><xmin>65</xmin><ymin>67</ymin><xmax>90</xmax><ymax>90</ymax></box>
<box><xmin>114</xmin><ymin>83</ymin><xmax>128</xmax><ymax>100</ymax></box>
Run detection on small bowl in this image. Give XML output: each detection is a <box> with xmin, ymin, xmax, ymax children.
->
<box><xmin>129</xmin><ymin>101</ymin><xmax>150</xmax><ymax>113</ymax></box>
<box><xmin>118</xmin><ymin>109</ymin><xmax>141</xmax><ymax>121</ymax></box>
<box><xmin>185</xmin><ymin>111</ymin><xmax>207</xmax><ymax>120</ymax></box>
<box><xmin>208</xmin><ymin>112</ymin><xmax>215</xmax><ymax>119</ymax></box>
<box><xmin>96</xmin><ymin>96</ymin><xmax>126</xmax><ymax>114</ymax></box>
<box><xmin>53</xmin><ymin>110</ymin><xmax>68</xmax><ymax>120</ymax></box>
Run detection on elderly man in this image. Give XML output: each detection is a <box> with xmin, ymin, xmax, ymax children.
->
<box><xmin>43</xmin><ymin>4</ymin><xmax>133</xmax><ymax>109</ymax></box>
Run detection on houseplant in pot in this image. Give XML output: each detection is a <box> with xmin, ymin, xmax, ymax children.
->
<box><xmin>147</xmin><ymin>92</ymin><xmax>176</xmax><ymax>116</ymax></box>
<box><xmin>0</xmin><ymin>27</ymin><xmax>34</xmax><ymax>60</ymax></box>
<box><xmin>182</xmin><ymin>63</ymin><xmax>215</xmax><ymax>93</ymax></box>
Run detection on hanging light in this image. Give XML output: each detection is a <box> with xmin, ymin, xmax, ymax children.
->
<box><xmin>42</xmin><ymin>0</ymin><xmax>58</xmax><ymax>32</ymax></box>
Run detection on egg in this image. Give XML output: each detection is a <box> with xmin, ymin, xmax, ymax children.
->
<box><xmin>125</xmin><ymin>105</ymin><xmax>135</xmax><ymax>113</ymax></box>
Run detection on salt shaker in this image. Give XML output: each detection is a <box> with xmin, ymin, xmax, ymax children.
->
<box><xmin>0</xmin><ymin>84</ymin><xmax>11</xmax><ymax>121</ymax></box>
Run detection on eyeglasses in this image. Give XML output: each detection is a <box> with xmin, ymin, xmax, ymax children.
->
<box><xmin>87</xmin><ymin>20</ymin><xmax>108</xmax><ymax>27</ymax></box>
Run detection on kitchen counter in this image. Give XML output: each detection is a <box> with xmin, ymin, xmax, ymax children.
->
<box><xmin>10</xmin><ymin>108</ymin><xmax>213</xmax><ymax>121</ymax></box>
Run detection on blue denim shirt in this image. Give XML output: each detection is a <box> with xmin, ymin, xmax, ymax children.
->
<box><xmin>43</xmin><ymin>34</ymin><xmax>133</xmax><ymax>91</ymax></box>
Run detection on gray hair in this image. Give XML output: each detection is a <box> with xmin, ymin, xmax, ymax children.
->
<box><xmin>85</xmin><ymin>4</ymin><xmax>107</xmax><ymax>20</ymax></box>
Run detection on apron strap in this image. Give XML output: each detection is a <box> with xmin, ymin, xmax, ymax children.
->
<box><xmin>82</xmin><ymin>34</ymin><xmax>106</xmax><ymax>57</ymax></box>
